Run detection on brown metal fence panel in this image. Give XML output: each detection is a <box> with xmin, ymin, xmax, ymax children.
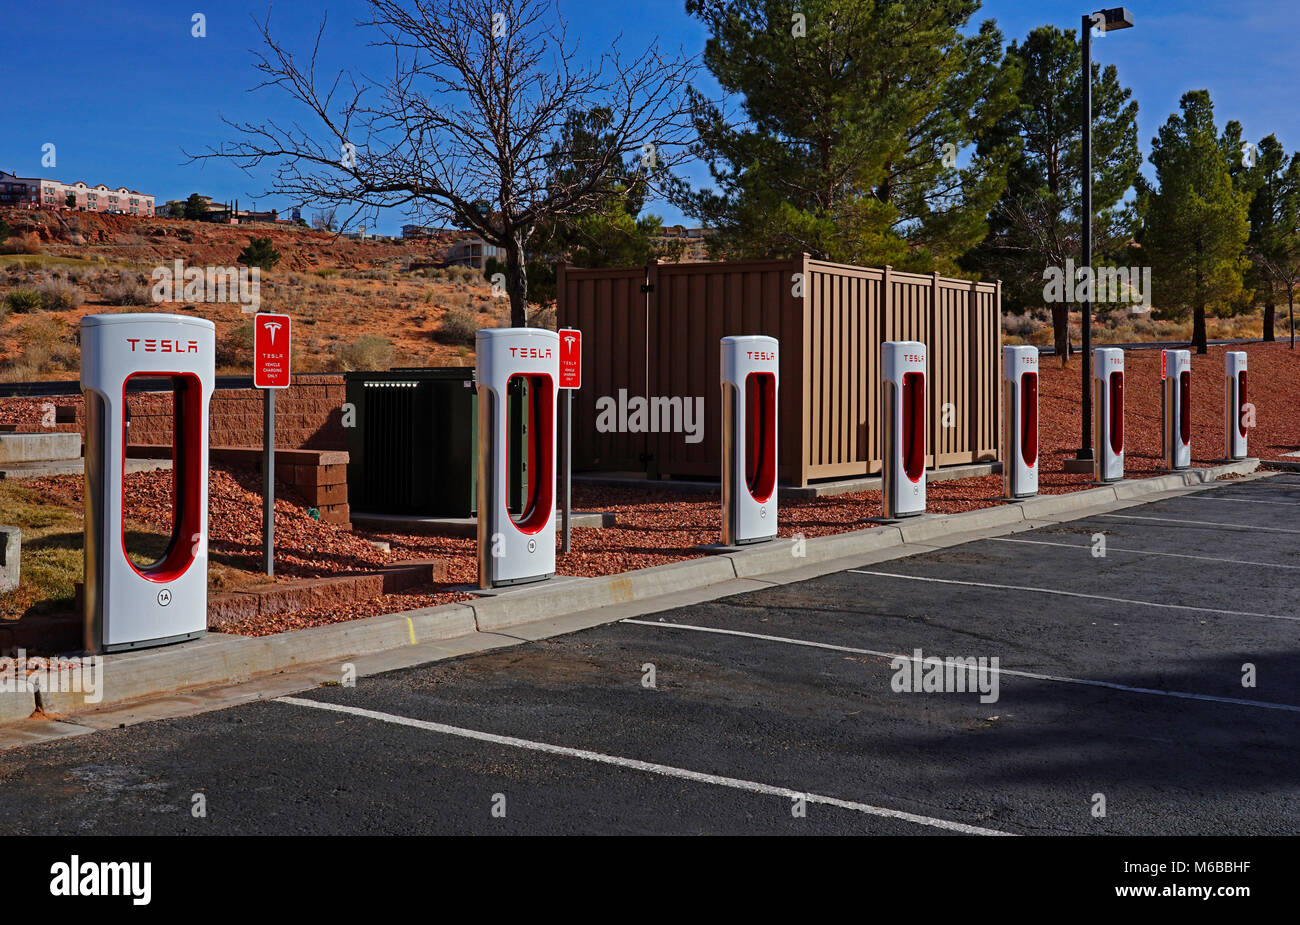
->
<box><xmin>556</xmin><ymin>257</ymin><xmax>1000</xmax><ymax>486</ymax></box>
<box><xmin>555</xmin><ymin>265</ymin><xmax>648</xmax><ymax>471</ymax></box>
<box><xmin>650</xmin><ymin>259</ymin><xmax>803</xmax><ymax>479</ymax></box>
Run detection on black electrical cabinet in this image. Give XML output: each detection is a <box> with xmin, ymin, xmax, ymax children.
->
<box><xmin>345</xmin><ymin>368</ymin><xmax>529</xmax><ymax>518</ymax></box>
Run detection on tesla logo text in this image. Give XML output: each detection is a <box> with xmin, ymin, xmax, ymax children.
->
<box><xmin>903</xmin><ymin>354</ymin><xmax>924</xmax><ymax>363</ymax></box>
<box><xmin>126</xmin><ymin>339</ymin><xmax>199</xmax><ymax>353</ymax></box>
<box><xmin>508</xmin><ymin>347</ymin><xmax>553</xmax><ymax>358</ymax></box>
<box><xmin>746</xmin><ymin>350</ymin><xmax>775</xmax><ymax>361</ymax></box>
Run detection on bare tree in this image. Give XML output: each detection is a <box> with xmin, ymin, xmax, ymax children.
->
<box><xmin>192</xmin><ymin>0</ymin><xmax>695</xmax><ymax>326</ymax></box>
<box><xmin>311</xmin><ymin>206</ymin><xmax>339</xmax><ymax>232</ymax></box>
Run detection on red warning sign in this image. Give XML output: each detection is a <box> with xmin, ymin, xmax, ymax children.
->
<box><xmin>559</xmin><ymin>328</ymin><xmax>581</xmax><ymax>389</ymax></box>
<box><xmin>254</xmin><ymin>313</ymin><xmax>292</xmax><ymax>389</ymax></box>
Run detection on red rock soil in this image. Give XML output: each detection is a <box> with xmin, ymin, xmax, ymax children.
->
<box><xmin>9</xmin><ymin>342</ymin><xmax>1296</xmax><ymax>636</ymax></box>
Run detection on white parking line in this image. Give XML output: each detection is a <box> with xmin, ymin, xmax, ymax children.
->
<box><xmin>275</xmin><ymin>696</ymin><xmax>1012</xmax><ymax>836</ymax></box>
<box><xmin>987</xmin><ymin>536</ymin><xmax>1300</xmax><ymax>571</ymax></box>
<box><xmin>1094</xmin><ymin>513</ymin><xmax>1300</xmax><ymax>534</ymax></box>
<box><xmin>1179</xmin><ymin>495</ymin><xmax>1299</xmax><ymax>506</ymax></box>
<box><xmin>621</xmin><ymin>619</ymin><xmax>1300</xmax><ymax>714</ymax></box>
<box><xmin>845</xmin><ymin>570</ymin><xmax>1299</xmax><ymax>623</ymax></box>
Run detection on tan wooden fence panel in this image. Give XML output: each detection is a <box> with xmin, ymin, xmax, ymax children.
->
<box><xmin>557</xmin><ymin>257</ymin><xmax>1000</xmax><ymax>486</ymax></box>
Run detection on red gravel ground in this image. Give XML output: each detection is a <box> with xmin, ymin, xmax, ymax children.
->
<box><xmin>5</xmin><ymin>341</ymin><xmax>1294</xmax><ymax>636</ymax></box>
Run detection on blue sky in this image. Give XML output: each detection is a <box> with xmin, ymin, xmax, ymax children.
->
<box><xmin>3</xmin><ymin>0</ymin><xmax>1296</xmax><ymax>235</ymax></box>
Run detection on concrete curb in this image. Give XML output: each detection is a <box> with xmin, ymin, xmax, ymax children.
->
<box><xmin>35</xmin><ymin>605</ymin><xmax>478</xmax><ymax>716</ymax></box>
<box><xmin>5</xmin><ymin>457</ymin><xmax>1260</xmax><ymax>724</ymax></box>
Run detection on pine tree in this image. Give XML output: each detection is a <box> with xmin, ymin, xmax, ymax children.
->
<box><xmin>1230</xmin><ymin>132</ymin><xmax>1300</xmax><ymax>344</ymax></box>
<box><xmin>1143</xmin><ymin>90</ymin><xmax>1250</xmax><ymax>354</ymax></box>
<box><xmin>964</xmin><ymin>25</ymin><xmax>1140</xmax><ymax>362</ymax></box>
<box><xmin>238</xmin><ymin>237</ymin><xmax>281</xmax><ymax>272</ymax></box>
<box><xmin>681</xmin><ymin>0</ymin><xmax>1018</xmax><ymax>274</ymax></box>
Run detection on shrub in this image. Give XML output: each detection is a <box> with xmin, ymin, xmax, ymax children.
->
<box><xmin>332</xmin><ymin>335</ymin><xmax>393</xmax><ymax>371</ymax></box>
<box><xmin>6</xmin><ymin>315</ymin><xmax>75</xmax><ymax>375</ymax></box>
<box><xmin>3</xmin><ymin>289</ymin><xmax>43</xmax><ymax>313</ymax></box>
<box><xmin>445</xmin><ymin>265</ymin><xmax>482</xmax><ymax>284</ymax></box>
<box><xmin>1001</xmin><ymin>310</ymin><xmax>1042</xmax><ymax>338</ymax></box>
<box><xmin>528</xmin><ymin>305</ymin><xmax>556</xmax><ymax>330</ymax></box>
<box><xmin>435</xmin><ymin>308</ymin><xmax>483</xmax><ymax>346</ymax></box>
<box><xmin>97</xmin><ymin>272</ymin><xmax>152</xmax><ymax>306</ymax></box>
<box><xmin>215</xmin><ymin>321</ymin><xmax>255</xmax><ymax>369</ymax></box>
<box><xmin>34</xmin><ymin>277</ymin><xmax>84</xmax><ymax>311</ymax></box>
<box><xmin>0</xmin><ymin>233</ymin><xmax>43</xmax><ymax>255</ymax></box>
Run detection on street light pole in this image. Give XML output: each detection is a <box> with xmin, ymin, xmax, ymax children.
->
<box><xmin>1078</xmin><ymin>14</ymin><xmax>1094</xmax><ymax>463</ymax></box>
<box><xmin>1073</xmin><ymin>8</ymin><xmax>1133</xmax><ymax>469</ymax></box>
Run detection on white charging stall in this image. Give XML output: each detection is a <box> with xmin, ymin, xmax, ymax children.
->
<box><xmin>1001</xmin><ymin>345</ymin><xmax>1039</xmax><ymax>499</ymax></box>
<box><xmin>81</xmin><ymin>313</ymin><xmax>214</xmax><ymax>653</ymax></box>
<box><xmin>1092</xmin><ymin>347</ymin><xmax>1125</xmax><ymax>482</ymax></box>
<box><xmin>881</xmin><ymin>341</ymin><xmax>927</xmax><ymax>518</ymax></box>
<box><xmin>1161</xmin><ymin>348</ymin><xmax>1192</xmax><ymax>470</ymax></box>
<box><xmin>720</xmin><ymin>335</ymin><xmax>778</xmax><ymax>545</ymax></box>
<box><xmin>1225</xmin><ymin>351</ymin><xmax>1248</xmax><ymax>460</ymax></box>
<box><xmin>476</xmin><ymin>328</ymin><xmax>558</xmax><ymax>588</ymax></box>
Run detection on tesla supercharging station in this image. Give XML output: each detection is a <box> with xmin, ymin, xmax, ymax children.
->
<box><xmin>881</xmin><ymin>341</ymin><xmax>926</xmax><ymax>518</ymax></box>
<box><xmin>1225</xmin><ymin>351</ymin><xmax>1248</xmax><ymax>460</ymax></box>
<box><xmin>1093</xmin><ymin>347</ymin><xmax>1125</xmax><ymax>482</ymax></box>
<box><xmin>1001</xmin><ymin>345</ymin><xmax>1039</xmax><ymax>499</ymax></box>
<box><xmin>721</xmin><ymin>335</ymin><xmax>778</xmax><ymax>545</ymax></box>
<box><xmin>476</xmin><ymin>327</ymin><xmax>558</xmax><ymax>589</ymax></box>
<box><xmin>81</xmin><ymin>313</ymin><xmax>214</xmax><ymax>653</ymax></box>
<box><xmin>1161</xmin><ymin>349</ymin><xmax>1192</xmax><ymax>471</ymax></box>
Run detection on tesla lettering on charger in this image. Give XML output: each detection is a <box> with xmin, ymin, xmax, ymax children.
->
<box><xmin>254</xmin><ymin>313</ymin><xmax>292</xmax><ymax>389</ymax></box>
<box><xmin>126</xmin><ymin>338</ymin><xmax>200</xmax><ymax>353</ymax></box>
<box><xmin>80</xmin><ymin>313</ymin><xmax>215</xmax><ymax>652</ymax></box>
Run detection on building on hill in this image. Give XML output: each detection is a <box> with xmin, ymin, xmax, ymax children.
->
<box><xmin>402</xmin><ymin>224</ymin><xmax>448</xmax><ymax>239</ymax></box>
<box><xmin>652</xmin><ymin>225</ymin><xmax>713</xmax><ymax>262</ymax></box>
<box><xmin>0</xmin><ymin>171</ymin><xmax>40</xmax><ymax>208</ymax></box>
<box><xmin>445</xmin><ymin>234</ymin><xmax>504</xmax><ymax>271</ymax></box>
<box><xmin>0</xmin><ymin>171</ymin><xmax>155</xmax><ymax>215</ymax></box>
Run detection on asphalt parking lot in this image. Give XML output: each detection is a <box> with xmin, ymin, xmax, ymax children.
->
<box><xmin>1</xmin><ymin>473</ymin><xmax>1297</xmax><ymax>835</ymax></box>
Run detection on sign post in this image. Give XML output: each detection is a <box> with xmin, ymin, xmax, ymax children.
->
<box><xmin>254</xmin><ymin>313</ymin><xmax>291</xmax><ymax>576</ymax></box>
<box><xmin>558</xmin><ymin>328</ymin><xmax>582</xmax><ymax>554</ymax></box>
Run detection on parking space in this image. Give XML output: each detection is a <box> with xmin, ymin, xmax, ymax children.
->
<box><xmin>0</xmin><ymin>474</ymin><xmax>1296</xmax><ymax>835</ymax></box>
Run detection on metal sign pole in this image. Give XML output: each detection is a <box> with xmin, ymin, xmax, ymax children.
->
<box><xmin>263</xmin><ymin>387</ymin><xmax>275</xmax><ymax>576</ymax></box>
<box><xmin>562</xmin><ymin>388</ymin><xmax>572</xmax><ymax>553</ymax></box>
